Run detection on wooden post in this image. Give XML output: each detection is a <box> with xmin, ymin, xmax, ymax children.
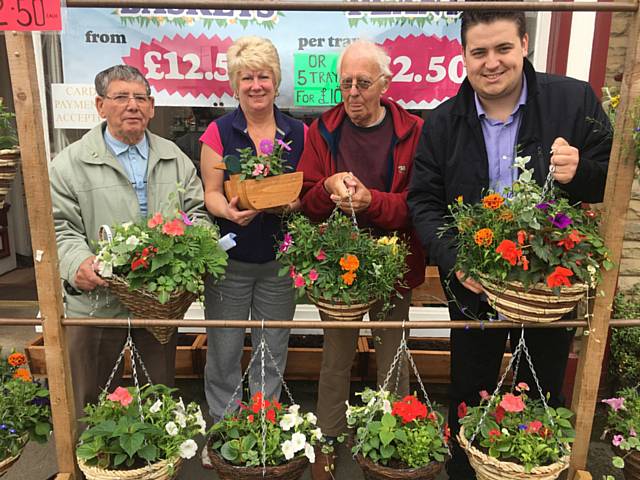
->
<box><xmin>569</xmin><ymin>7</ymin><xmax>640</xmax><ymax>476</ymax></box>
<box><xmin>5</xmin><ymin>32</ymin><xmax>79</xmax><ymax>479</ymax></box>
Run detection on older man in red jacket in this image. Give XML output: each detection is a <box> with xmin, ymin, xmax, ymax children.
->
<box><xmin>296</xmin><ymin>39</ymin><xmax>425</xmax><ymax>480</ymax></box>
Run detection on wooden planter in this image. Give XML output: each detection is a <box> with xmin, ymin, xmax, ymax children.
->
<box><xmin>0</xmin><ymin>148</ymin><xmax>20</xmax><ymax>209</ymax></box>
<box><xmin>223</xmin><ymin>172</ymin><xmax>303</xmax><ymax>210</ymax></box>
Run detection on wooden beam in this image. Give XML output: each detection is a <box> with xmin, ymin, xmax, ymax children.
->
<box><xmin>569</xmin><ymin>7</ymin><xmax>640</xmax><ymax>477</ymax></box>
<box><xmin>573</xmin><ymin>470</ymin><xmax>593</xmax><ymax>480</ymax></box>
<box><xmin>4</xmin><ymin>32</ymin><xmax>79</xmax><ymax>480</ymax></box>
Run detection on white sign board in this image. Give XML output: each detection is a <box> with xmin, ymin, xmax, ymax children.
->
<box><xmin>51</xmin><ymin>84</ymin><xmax>102</xmax><ymax>129</ymax></box>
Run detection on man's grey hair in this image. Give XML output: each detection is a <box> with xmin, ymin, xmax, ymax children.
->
<box><xmin>94</xmin><ymin>65</ymin><xmax>151</xmax><ymax>97</ymax></box>
<box><xmin>337</xmin><ymin>39</ymin><xmax>392</xmax><ymax>78</ymax></box>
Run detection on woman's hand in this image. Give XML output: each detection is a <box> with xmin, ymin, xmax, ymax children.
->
<box><xmin>226</xmin><ymin>196</ymin><xmax>259</xmax><ymax>226</ymax></box>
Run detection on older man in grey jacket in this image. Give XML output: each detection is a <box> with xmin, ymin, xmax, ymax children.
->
<box><xmin>50</xmin><ymin>65</ymin><xmax>207</xmax><ymax>418</ymax></box>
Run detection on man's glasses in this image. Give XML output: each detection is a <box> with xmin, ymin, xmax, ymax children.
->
<box><xmin>102</xmin><ymin>94</ymin><xmax>151</xmax><ymax>105</ymax></box>
<box><xmin>339</xmin><ymin>74</ymin><xmax>385</xmax><ymax>92</ymax></box>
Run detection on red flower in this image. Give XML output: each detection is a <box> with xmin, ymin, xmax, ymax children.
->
<box><xmin>528</xmin><ymin>420</ymin><xmax>543</xmax><ymax>433</ymax></box>
<box><xmin>494</xmin><ymin>405</ymin><xmax>505</xmax><ymax>423</ymax></box>
<box><xmin>247</xmin><ymin>414</ymin><xmax>254</xmax><ymax>423</ymax></box>
<box><xmin>517</xmin><ymin>230</ymin><xmax>527</xmax><ymax>246</ymax></box>
<box><xmin>147</xmin><ymin>212</ymin><xmax>163</xmax><ymax>228</ymax></box>
<box><xmin>496</xmin><ymin>240</ymin><xmax>522</xmax><ymax>266</ymax></box>
<box><xmin>546</xmin><ymin>266</ymin><xmax>574</xmax><ymax>288</ymax></box>
<box><xmin>131</xmin><ymin>257</ymin><xmax>148</xmax><ymax>271</ymax></box>
<box><xmin>457</xmin><ymin>402</ymin><xmax>468</xmax><ymax>419</ymax></box>
<box><xmin>266</xmin><ymin>408</ymin><xmax>276</xmax><ymax>424</ymax></box>
<box><xmin>162</xmin><ymin>218</ymin><xmax>185</xmax><ymax>236</ymax></box>
<box><xmin>499</xmin><ymin>393</ymin><xmax>525</xmax><ymax>413</ymax></box>
<box><xmin>488</xmin><ymin>428</ymin><xmax>501</xmax><ymax>442</ymax></box>
<box><xmin>557</xmin><ymin>230</ymin><xmax>585</xmax><ymax>251</ymax></box>
<box><xmin>391</xmin><ymin>395</ymin><xmax>428</xmax><ymax>424</ymax></box>
<box><xmin>444</xmin><ymin>424</ymin><xmax>451</xmax><ymax>444</ymax></box>
<box><xmin>521</xmin><ymin>256</ymin><xmax>529</xmax><ymax>271</ymax></box>
<box><xmin>107</xmin><ymin>386</ymin><xmax>133</xmax><ymax>407</ymax></box>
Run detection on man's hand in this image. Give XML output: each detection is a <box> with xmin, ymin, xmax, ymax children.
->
<box><xmin>74</xmin><ymin>256</ymin><xmax>108</xmax><ymax>291</ymax></box>
<box><xmin>456</xmin><ymin>270</ymin><xmax>484</xmax><ymax>294</ymax></box>
<box><xmin>551</xmin><ymin>137</ymin><xmax>580</xmax><ymax>184</ymax></box>
<box><xmin>328</xmin><ymin>174</ymin><xmax>372</xmax><ymax>213</ymax></box>
<box><xmin>324</xmin><ymin>172</ymin><xmax>356</xmax><ymax>198</ymax></box>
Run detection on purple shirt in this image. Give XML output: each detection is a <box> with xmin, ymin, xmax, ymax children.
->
<box><xmin>474</xmin><ymin>76</ymin><xmax>528</xmax><ymax>194</ymax></box>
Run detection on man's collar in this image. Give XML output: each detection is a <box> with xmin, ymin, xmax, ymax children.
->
<box><xmin>103</xmin><ymin>127</ymin><xmax>149</xmax><ymax>159</ymax></box>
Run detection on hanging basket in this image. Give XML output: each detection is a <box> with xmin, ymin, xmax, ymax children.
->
<box><xmin>0</xmin><ymin>434</ymin><xmax>28</xmax><ymax>477</ymax></box>
<box><xmin>458</xmin><ymin>426</ymin><xmax>570</xmax><ymax>480</ymax></box>
<box><xmin>478</xmin><ymin>274</ymin><xmax>588</xmax><ymax>323</ymax></box>
<box><xmin>103</xmin><ymin>275</ymin><xmax>196</xmax><ymax>344</ymax></box>
<box><xmin>0</xmin><ymin>148</ymin><xmax>20</xmax><ymax>209</ymax></box>
<box><xmin>354</xmin><ymin>453</ymin><xmax>444</xmax><ymax>480</ymax></box>
<box><xmin>223</xmin><ymin>172</ymin><xmax>303</xmax><ymax>211</ymax></box>
<box><xmin>613</xmin><ymin>445</ymin><xmax>640</xmax><ymax>480</ymax></box>
<box><xmin>77</xmin><ymin>456</ymin><xmax>183</xmax><ymax>480</ymax></box>
<box><xmin>206</xmin><ymin>443</ymin><xmax>309</xmax><ymax>480</ymax></box>
<box><xmin>307</xmin><ymin>292</ymin><xmax>375</xmax><ymax>321</ymax></box>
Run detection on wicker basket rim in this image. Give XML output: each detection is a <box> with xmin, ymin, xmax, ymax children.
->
<box><xmin>355</xmin><ymin>452</ymin><xmax>444</xmax><ymax>474</ymax></box>
<box><xmin>477</xmin><ymin>273</ymin><xmax>588</xmax><ymax>294</ymax></box>
<box><xmin>77</xmin><ymin>455</ymin><xmax>182</xmax><ymax>478</ymax></box>
<box><xmin>105</xmin><ymin>275</ymin><xmax>195</xmax><ymax>303</ymax></box>
<box><xmin>206</xmin><ymin>445</ymin><xmax>309</xmax><ymax>473</ymax></box>
<box><xmin>306</xmin><ymin>291</ymin><xmax>376</xmax><ymax>307</ymax></box>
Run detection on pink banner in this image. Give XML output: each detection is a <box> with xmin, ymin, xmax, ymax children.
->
<box><xmin>0</xmin><ymin>0</ymin><xmax>61</xmax><ymax>31</ymax></box>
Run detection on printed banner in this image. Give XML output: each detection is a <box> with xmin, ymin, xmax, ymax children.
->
<box><xmin>0</xmin><ymin>0</ymin><xmax>61</xmax><ymax>31</ymax></box>
<box><xmin>60</xmin><ymin>6</ymin><xmax>464</xmax><ymax>109</ymax></box>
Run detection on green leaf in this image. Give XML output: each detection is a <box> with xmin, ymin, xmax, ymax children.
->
<box><xmin>612</xmin><ymin>456</ymin><xmax>625</xmax><ymax>468</ymax></box>
<box><xmin>221</xmin><ymin>441</ymin><xmax>239</xmax><ymax>461</ymax></box>
<box><xmin>113</xmin><ymin>453</ymin><xmax>128</xmax><ymax>466</ymax></box>
<box><xmin>138</xmin><ymin>444</ymin><xmax>158</xmax><ymax>462</ymax></box>
<box><xmin>379</xmin><ymin>430</ymin><xmax>395</xmax><ymax>446</ymax></box>
<box><xmin>35</xmin><ymin>422</ymin><xmax>51</xmax><ymax>436</ymax></box>
<box><xmin>380</xmin><ymin>443</ymin><xmax>395</xmax><ymax>458</ymax></box>
<box><xmin>120</xmin><ymin>432</ymin><xmax>144</xmax><ymax>458</ymax></box>
<box><xmin>381</xmin><ymin>413</ymin><xmax>396</xmax><ymax>428</ymax></box>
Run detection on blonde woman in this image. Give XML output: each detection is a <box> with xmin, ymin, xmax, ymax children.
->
<box><xmin>200</xmin><ymin>36</ymin><xmax>307</xmax><ymax>422</ymax></box>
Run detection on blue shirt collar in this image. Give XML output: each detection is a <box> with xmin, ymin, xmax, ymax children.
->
<box><xmin>103</xmin><ymin>127</ymin><xmax>149</xmax><ymax>159</ymax></box>
<box><xmin>474</xmin><ymin>74</ymin><xmax>528</xmax><ymax>120</ymax></box>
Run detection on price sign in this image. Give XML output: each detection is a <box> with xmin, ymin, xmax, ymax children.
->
<box><xmin>293</xmin><ymin>53</ymin><xmax>341</xmax><ymax>107</ymax></box>
<box><xmin>124</xmin><ymin>34</ymin><xmax>234</xmax><ymax>99</ymax></box>
<box><xmin>0</xmin><ymin>0</ymin><xmax>61</xmax><ymax>31</ymax></box>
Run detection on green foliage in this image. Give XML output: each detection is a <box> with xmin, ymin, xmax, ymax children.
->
<box><xmin>346</xmin><ymin>388</ymin><xmax>449</xmax><ymax>469</ymax></box>
<box><xmin>459</xmin><ymin>384</ymin><xmax>575</xmax><ymax>473</ymax></box>
<box><xmin>610</xmin><ymin>284</ymin><xmax>640</xmax><ymax>390</ymax></box>
<box><xmin>0</xmin><ymin>98</ymin><xmax>18</xmax><ymax>150</ymax></box>
<box><xmin>208</xmin><ymin>392</ymin><xmax>323</xmax><ymax>467</ymax></box>
<box><xmin>77</xmin><ymin>384</ymin><xmax>205</xmax><ymax>470</ymax></box>
<box><xmin>223</xmin><ymin>138</ymin><xmax>293</xmax><ymax>180</ymax></box>
<box><xmin>0</xmin><ymin>350</ymin><xmax>51</xmax><ymax>461</ymax></box>
<box><xmin>601</xmin><ymin>387</ymin><xmax>640</xmax><ymax>471</ymax></box>
<box><xmin>96</xmin><ymin>198</ymin><xmax>227</xmax><ymax>303</ymax></box>
<box><xmin>276</xmin><ymin>210</ymin><xmax>408</xmax><ymax>309</ymax></box>
<box><xmin>441</xmin><ymin>156</ymin><xmax>611</xmax><ymax>291</ymax></box>
<box><xmin>602</xmin><ymin>86</ymin><xmax>640</xmax><ymax>172</ymax></box>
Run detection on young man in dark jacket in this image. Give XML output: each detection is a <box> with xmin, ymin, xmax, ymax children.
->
<box><xmin>407</xmin><ymin>9</ymin><xmax>611</xmax><ymax>480</ymax></box>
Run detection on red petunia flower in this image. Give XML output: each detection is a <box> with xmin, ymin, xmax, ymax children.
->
<box><xmin>496</xmin><ymin>239</ymin><xmax>523</xmax><ymax>266</ymax></box>
<box><xmin>494</xmin><ymin>405</ymin><xmax>505</xmax><ymax>423</ymax></box>
<box><xmin>499</xmin><ymin>393</ymin><xmax>525</xmax><ymax>413</ymax></box>
<box><xmin>457</xmin><ymin>402</ymin><xmax>468</xmax><ymax>419</ymax></box>
<box><xmin>546</xmin><ymin>266</ymin><xmax>574</xmax><ymax>288</ymax></box>
<box><xmin>162</xmin><ymin>218</ymin><xmax>185</xmax><ymax>236</ymax></box>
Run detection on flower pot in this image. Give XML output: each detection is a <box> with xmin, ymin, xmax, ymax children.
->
<box><xmin>0</xmin><ymin>148</ymin><xmax>20</xmax><ymax>209</ymax></box>
<box><xmin>478</xmin><ymin>275</ymin><xmax>588</xmax><ymax>323</ymax></box>
<box><xmin>205</xmin><ymin>443</ymin><xmax>309</xmax><ymax>480</ymax></box>
<box><xmin>354</xmin><ymin>453</ymin><xmax>444</xmax><ymax>480</ymax></box>
<box><xmin>0</xmin><ymin>434</ymin><xmax>28</xmax><ymax>477</ymax></box>
<box><xmin>307</xmin><ymin>293</ymin><xmax>375</xmax><ymax>321</ymax></box>
<box><xmin>77</xmin><ymin>456</ymin><xmax>183</xmax><ymax>480</ymax></box>
<box><xmin>223</xmin><ymin>172</ymin><xmax>303</xmax><ymax>211</ymax></box>
<box><xmin>104</xmin><ymin>275</ymin><xmax>197</xmax><ymax>344</ymax></box>
<box><xmin>613</xmin><ymin>445</ymin><xmax>640</xmax><ymax>480</ymax></box>
<box><xmin>458</xmin><ymin>426</ymin><xmax>570</xmax><ymax>480</ymax></box>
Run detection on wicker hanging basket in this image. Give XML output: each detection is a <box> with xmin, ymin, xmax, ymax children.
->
<box><xmin>0</xmin><ymin>434</ymin><xmax>28</xmax><ymax>477</ymax></box>
<box><xmin>458</xmin><ymin>426</ymin><xmax>570</xmax><ymax>480</ymax></box>
<box><xmin>354</xmin><ymin>453</ymin><xmax>444</xmax><ymax>480</ymax></box>
<box><xmin>307</xmin><ymin>292</ymin><xmax>375</xmax><ymax>321</ymax></box>
<box><xmin>478</xmin><ymin>274</ymin><xmax>588</xmax><ymax>323</ymax></box>
<box><xmin>206</xmin><ymin>444</ymin><xmax>309</xmax><ymax>480</ymax></box>
<box><xmin>77</xmin><ymin>456</ymin><xmax>183</xmax><ymax>480</ymax></box>
<box><xmin>223</xmin><ymin>172</ymin><xmax>303</xmax><ymax>211</ymax></box>
<box><xmin>104</xmin><ymin>275</ymin><xmax>196</xmax><ymax>344</ymax></box>
<box><xmin>0</xmin><ymin>149</ymin><xmax>20</xmax><ymax>209</ymax></box>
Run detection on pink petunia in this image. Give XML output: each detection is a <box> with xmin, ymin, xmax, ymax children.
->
<box><xmin>500</xmin><ymin>393</ymin><xmax>525</xmax><ymax>413</ymax></box>
<box><xmin>612</xmin><ymin>434</ymin><xmax>624</xmax><ymax>447</ymax></box>
<box><xmin>516</xmin><ymin>382</ymin><xmax>530</xmax><ymax>392</ymax></box>
<box><xmin>309</xmin><ymin>269</ymin><xmax>319</xmax><ymax>282</ymax></box>
<box><xmin>107</xmin><ymin>386</ymin><xmax>133</xmax><ymax>407</ymax></box>
<box><xmin>479</xmin><ymin>390</ymin><xmax>490</xmax><ymax>401</ymax></box>
<box><xmin>179</xmin><ymin>211</ymin><xmax>193</xmax><ymax>226</ymax></box>
<box><xmin>263</xmin><ymin>164</ymin><xmax>270</xmax><ymax>177</ymax></box>
<box><xmin>528</xmin><ymin>420</ymin><xmax>543</xmax><ymax>433</ymax></box>
<box><xmin>252</xmin><ymin>164</ymin><xmax>265</xmax><ymax>177</ymax></box>
<box><xmin>147</xmin><ymin>212</ymin><xmax>163</xmax><ymax>228</ymax></box>
<box><xmin>259</xmin><ymin>139</ymin><xmax>274</xmax><ymax>155</ymax></box>
<box><xmin>279</xmin><ymin>233</ymin><xmax>293</xmax><ymax>253</ymax></box>
<box><xmin>277</xmin><ymin>139</ymin><xmax>292</xmax><ymax>151</ymax></box>
<box><xmin>289</xmin><ymin>266</ymin><xmax>296</xmax><ymax>278</ymax></box>
<box><xmin>162</xmin><ymin>219</ymin><xmax>185</xmax><ymax>236</ymax></box>
<box><xmin>315</xmin><ymin>250</ymin><xmax>326</xmax><ymax>261</ymax></box>
<box><xmin>294</xmin><ymin>274</ymin><xmax>306</xmax><ymax>288</ymax></box>
<box><xmin>602</xmin><ymin>397</ymin><xmax>625</xmax><ymax>412</ymax></box>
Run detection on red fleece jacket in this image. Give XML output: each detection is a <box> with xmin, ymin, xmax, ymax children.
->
<box><xmin>297</xmin><ymin>98</ymin><xmax>426</xmax><ymax>289</ymax></box>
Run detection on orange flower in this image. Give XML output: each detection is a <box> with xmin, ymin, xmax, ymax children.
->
<box><xmin>498</xmin><ymin>209</ymin><xmax>514</xmax><ymax>222</ymax></box>
<box><xmin>521</xmin><ymin>256</ymin><xmax>529</xmax><ymax>271</ymax></box>
<box><xmin>339</xmin><ymin>254</ymin><xmax>359</xmax><ymax>272</ymax></box>
<box><xmin>557</xmin><ymin>230</ymin><xmax>585</xmax><ymax>251</ymax></box>
<box><xmin>517</xmin><ymin>230</ymin><xmax>527</xmax><ymax>246</ymax></box>
<box><xmin>482</xmin><ymin>193</ymin><xmax>504</xmax><ymax>210</ymax></box>
<box><xmin>474</xmin><ymin>228</ymin><xmax>494</xmax><ymax>247</ymax></box>
<box><xmin>13</xmin><ymin>368</ymin><xmax>32</xmax><ymax>382</ymax></box>
<box><xmin>496</xmin><ymin>239</ymin><xmax>523</xmax><ymax>266</ymax></box>
<box><xmin>7</xmin><ymin>352</ymin><xmax>27</xmax><ymax>367</ymax></box>
<box><xmin>546</xmin><ymin>266</ymin><xmax>574</xmax><ymax>288</ymax></box>
<box><xmin>341</xmin><ymin>271</ymin><xmax>356</xmax><ymax>285</ymax></box>
<box><xmin>162</xmin><ymin>218</ymin><xmax>185</xmax><ymax>237</ymax></box>
<box><xmin>147</xmin><ymin>212</ymin><xmax>163</xmax><ymax>228</ymax></box>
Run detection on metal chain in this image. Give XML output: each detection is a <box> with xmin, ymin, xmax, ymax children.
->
<box><xmin>334</xmin><ymin>180</ymin><xmax>359</xmax><ymax>229</ymax></box>
<box><xmin>260</xmin><ymin>327</ymin><xmax>267</xmax><ymax>478</ymax></box>
<box><xmin>540</xmin><ymin>163</ymin><xmax>556</xmax><ymax>201</ymax></box>
<box><xmin>263</xmin><ymin>339</ymin><xmax>295</xmax><ymax>405</ymax></box>
<box><xmin>222</xmin><ymin>340</ymin><xmax>261</xmax><ymax>415</ymax></box>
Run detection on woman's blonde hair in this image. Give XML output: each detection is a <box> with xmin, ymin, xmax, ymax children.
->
<box><xmin>227</xmin><ymin>36</ymin><xmax>282</xmax><ymax>94</ymax></box>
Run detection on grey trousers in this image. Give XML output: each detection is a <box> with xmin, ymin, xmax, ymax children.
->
<box><xmin>204</xmin><ymin>258</ymin><xmax>295</xmax><ymax>420</ymax></box>
<box><xmin>316</xmin><ymin>292</ymin><xmax>412</xmax><ymax>436</ymax></box>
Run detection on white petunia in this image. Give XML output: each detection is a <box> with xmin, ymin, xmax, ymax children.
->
<box><xmin>125</xmin><ymin>235</ymin><xmax>139</xmax><ymax>247</ymax></box>
<box><xmin>382</xmin><ymin>399</ymin><xmax>392</xmax><ymax>414</ymax></box>
<box><xmin>96</xmin><ymin>261</ymin><xmax>112</xmax><ymax>278</ymax></box>
<box><xmin>345</xmin><ymin>404</ymin><xmax>353</xmax><ymax>419</ymax></box>
<box><xmin>288</xmin><ymin>404</ymin><xmax>300</xmax><ymax>415</ymax></box>
<box><xmin>179</xmin><ymin>439</ymin><xmax>198</xmax><ymax>459</ymax></box>
<box><xmin>291</xmin><ymin>432</ymin><xmax>306</xmax><ymax>453</ymax></box>
<box><xmin>305</xmin><ymin>412</ymin><xmax>317</xmax><ymax>424</ymax></box>
<box><xmin>121</xmin><ymin>222</ymin><xmax>133</xmax><ymax>231</ymax></box>
<box><xmin>174</xmin><ymin>410</ymin><xmax>187</xmax><ymax>428</ymax></box>
<box><xmin>280</xmin><ymin>413</ymin><xmax>296</xmax><ymax>431</ymax></box>
<box><xmin>281</xmin><ymin>440</ymin><xmax>295</xmax><ymax>460</ymax></box>
<box><xmin>311</xmin><ymin>427</ymin><xmax>323</xmax><ymax>441</ymax></box>
<box><xmin>165</xmin><ymin>421</ymin><xmax>179</xmax><ymax>436</ymax></box>
<box><xmin>193</xmin><ymin>408</ymin><xmax>207</xmax><ymax>435</ymax></box>
<box><xmin>367</xmin><ymin>396</ymin><xmax>376</xmax><ymax>407</ymax></box>
<box><xmin>176</xmin><ymin>398</ymin><xmax>186</xmax><ymax>413</ymax></box>
<box><xmin>149</xmin><ymin>399</ymin><xmax>163</xmax><ymax>413</ymax></box>
<box><xmin>304</xmin><ymin>442</ymin><xmax>316</xmax><ymax>463</ymax></box>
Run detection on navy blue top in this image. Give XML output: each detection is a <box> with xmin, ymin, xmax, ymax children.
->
<box><xmin>202</xmin><ymin>106</ymin><xmax>306</xmax><ymax>263</ymax></box>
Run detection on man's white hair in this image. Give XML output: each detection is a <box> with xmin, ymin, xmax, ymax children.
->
<box><xmin>337</xmin><ymin>39</ymin><xmax>392</xmax><ymax>78</ymax></box>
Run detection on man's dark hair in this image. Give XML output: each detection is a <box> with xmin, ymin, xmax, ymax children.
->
<box><xmin>94</xmin><ymin>65</ymin><xmax>151</xmax><ymax>97</ymax></box>
<box><xmin>460</xmin><ymin>8</ymin><xmax>527</xmax><ymax>49</ymax></box>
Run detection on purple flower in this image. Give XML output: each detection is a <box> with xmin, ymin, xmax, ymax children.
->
<box><xmin>518</xmin><ymin>424</ymin><xmax>528</xmax><ymax>430</ymax></box>
<box><xmin>535</xmin><ymin>201</ymin><xmax>555</xmax><ymax>212</ymax></box>
<box><xmin>602</xmin><ymin>397</ymin><xmax>625</xmax><ymax>411</ymax></box>
<box><xmin>8</xmin><ymin>429</ymin><xmax>16</xmax><ymax>435</ymax></box>
<box><xmin>179</xmin><ymin>211</ymin><xmax>193</xmax><ymax>226</ymax></box>
<box><xmin>31</xmin><ymin>397</ymin><xmax>50</xmax><ymax>407</ymax></box>
<box><xmin>277</xmin><ymin>139</ymin><xmax>292</xmax><ymax>151</ymax></box>
<box><xmin>550</xmin><ymin>213</ymin><xmax>572</xmax><ymax>229</ymax></box>
<box><xmin>259</xmin><ymin>139</ymin><xmax>274</xmax><ymax>155</ymax></box>
<box><xmin>612</xmin><ymin>434</ymin><xmax>624</xmax><ymax>447</ymax></box>
<box><xmin>279</xmin><ymin>232</ymin><xmax>293</xmax><ymax>253</ymax></box>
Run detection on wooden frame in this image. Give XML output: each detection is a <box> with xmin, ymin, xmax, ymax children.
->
<box><xmin>2</xmin><ymin>1</ymin><xmax>639</xmax><ymax>479</ymax></box>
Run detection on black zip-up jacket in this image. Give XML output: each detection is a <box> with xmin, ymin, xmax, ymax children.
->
<box><xmin>407</xmin><ymin>58</ymin><xmax>611</xmax><ymax>318</ymax></box>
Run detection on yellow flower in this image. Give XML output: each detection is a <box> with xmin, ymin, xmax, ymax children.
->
<box><xmin>498</xmin><ymin>209</ymin><xmax>514</xmax><ymax>222</ymax></box>
<box><xmin>378</xmin><ymin>236</ymin><xmax>399</xmax><ymax>255</ymax></box>
<box><xmin>611</xmin><ymin>95</ymin><xmax>620</xmax><ymax>109</ymax></box>
<box><xmin>456</xmin><ymin>195</ymin><xmax>464</xmax><ymax>204</ymax></box>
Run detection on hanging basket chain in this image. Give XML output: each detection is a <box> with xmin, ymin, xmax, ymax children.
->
<box><xmin>260</xmin><ymin>319</ymin><xmax>267</xmax><ymax>477</ymax></box>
